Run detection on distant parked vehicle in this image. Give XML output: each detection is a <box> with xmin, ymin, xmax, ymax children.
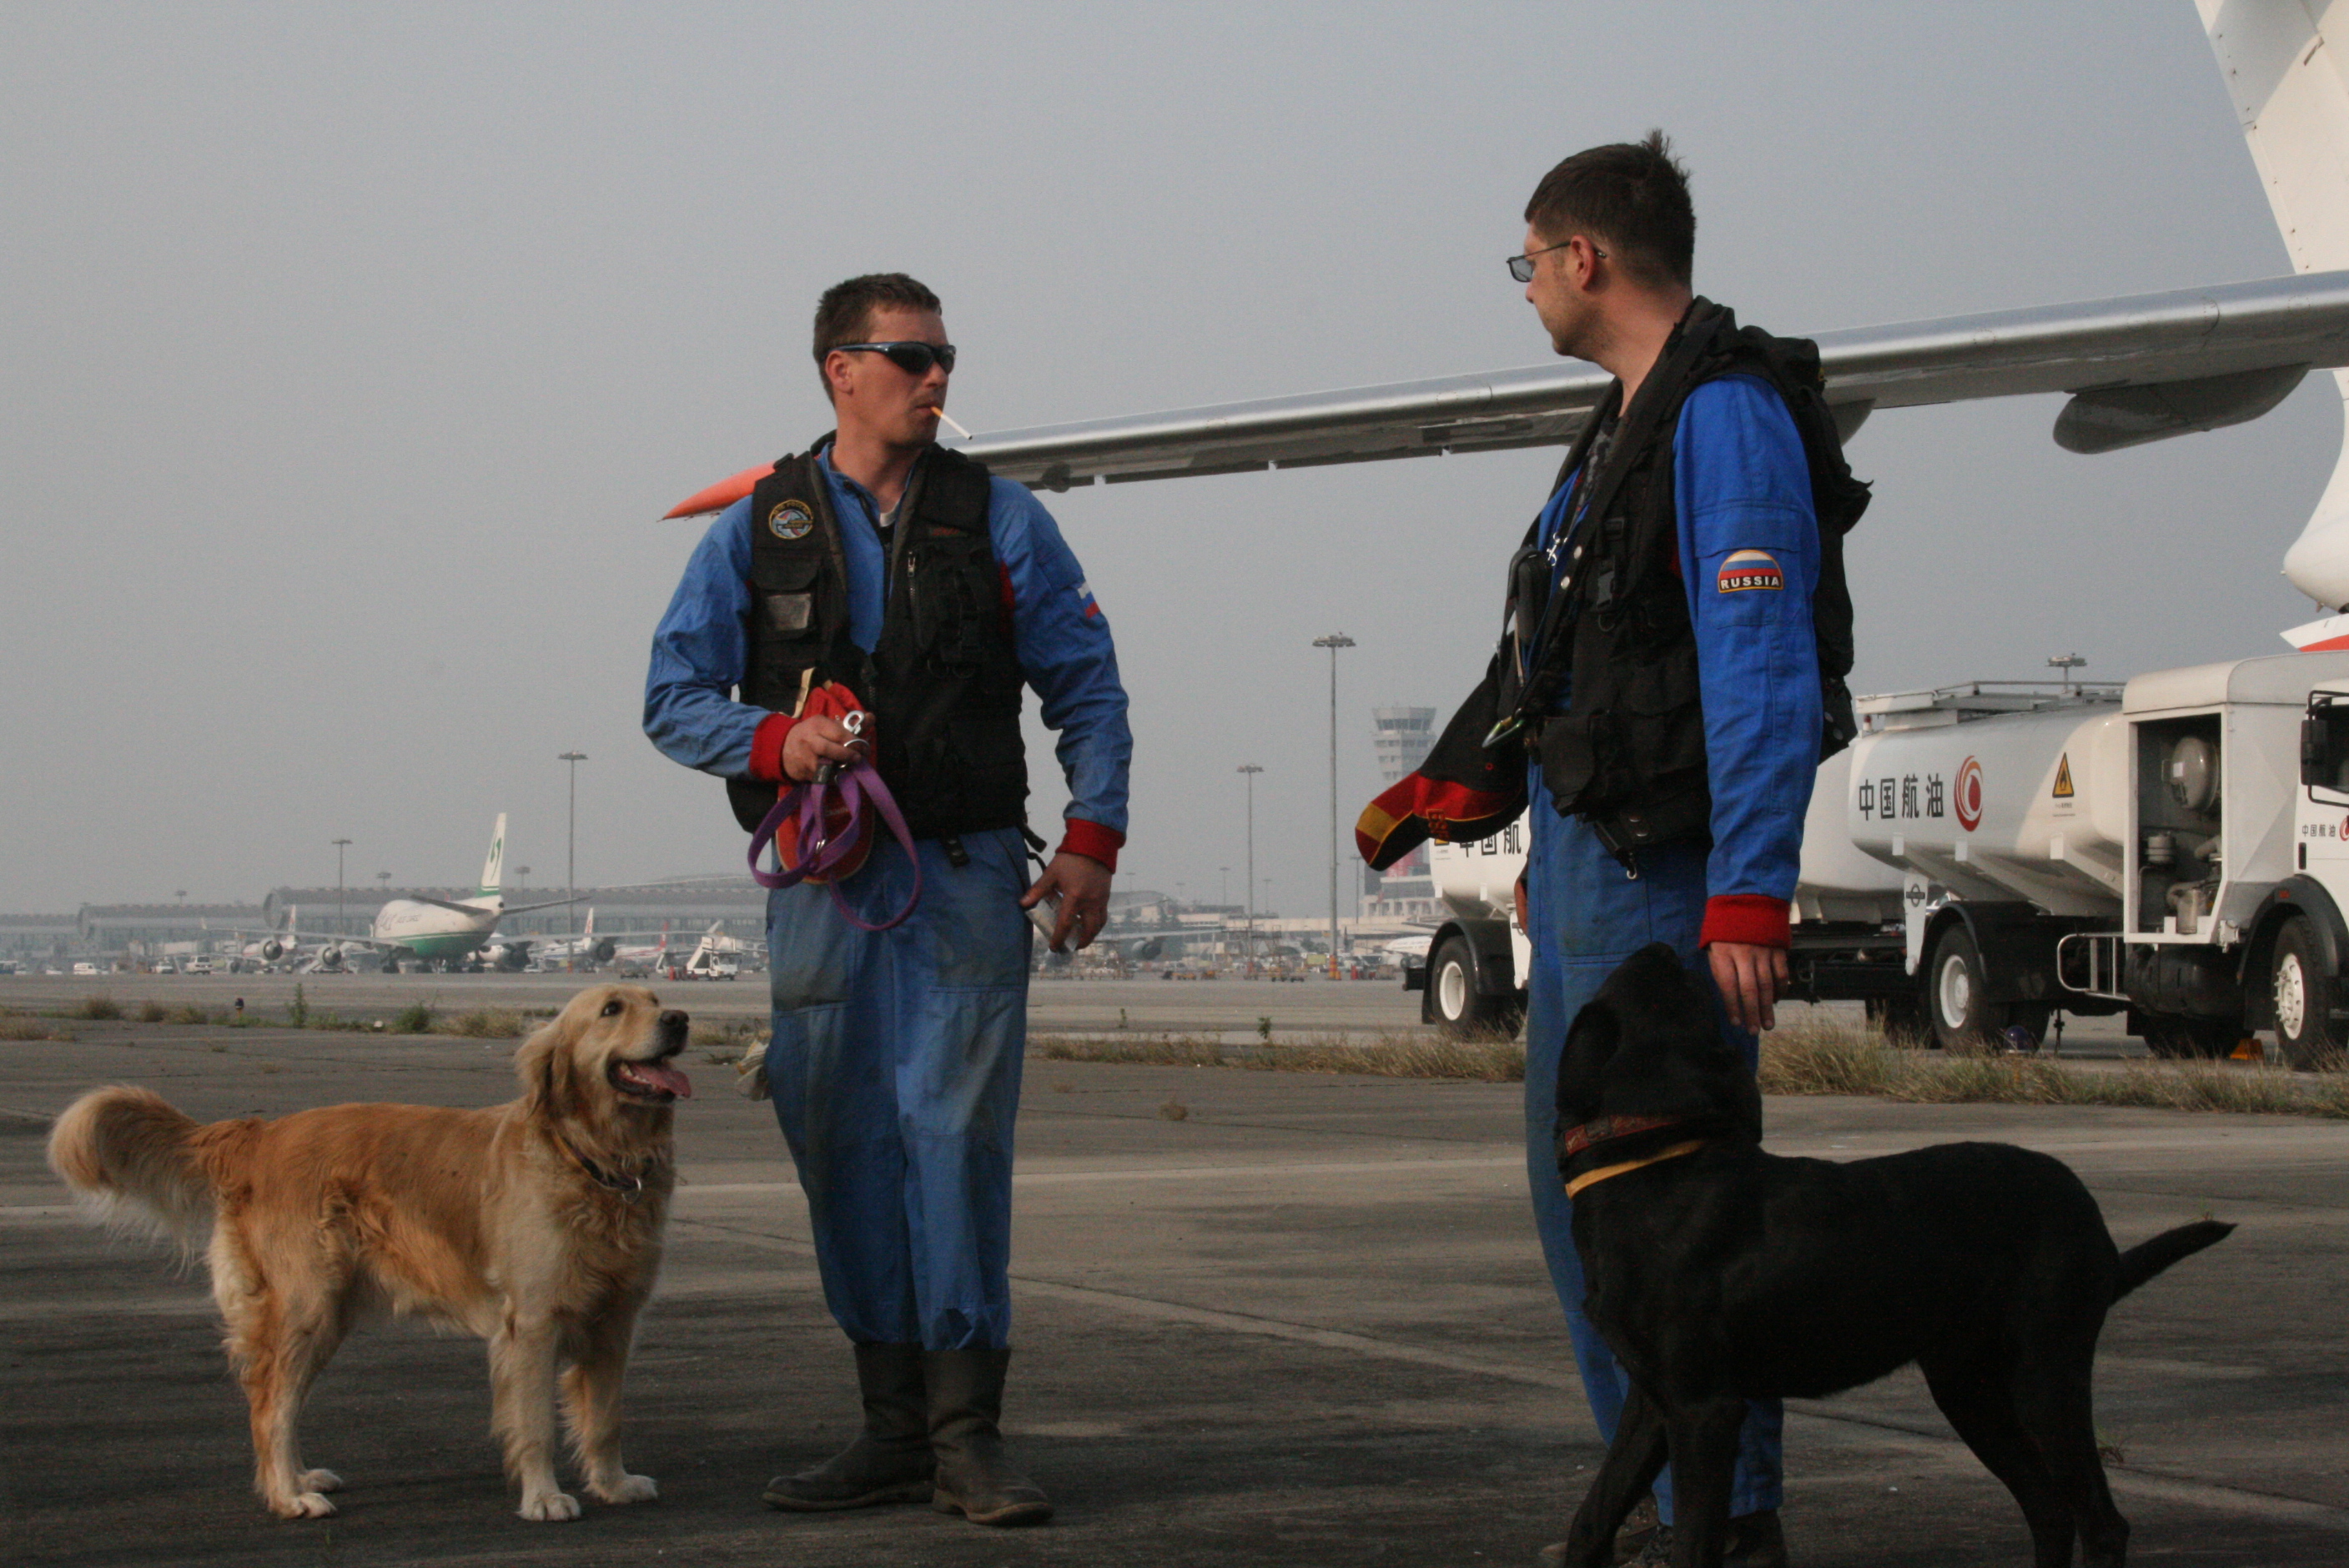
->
<box><xmin>151</xmin><ymin>959</ymin><xmax>178</xmax><ymax>976</ymax></box>
<box><xmin>184</xmin><ymin>957</ymin><xmax>215</xmax><ymax>976</ymax></box>
<box><xmin>71</xmin><ymin>962</ymin><xmax>102</xmax><ymax>977</ymax></box>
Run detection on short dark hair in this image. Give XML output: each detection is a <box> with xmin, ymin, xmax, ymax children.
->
<box><xmin>1523</xmin><ymin>131</ymin><xmax>1693</xmax><ymax>289</ymax></box>
<box><xmin>812</xmin><ymin>273</ymin><xmax>942</xmax><ymax>366</ymax></box>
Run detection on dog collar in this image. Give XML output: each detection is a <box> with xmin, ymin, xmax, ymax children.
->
<box><xmin>557</xmin><ymin>1136</ymin><xmax>664</xmax><ymax>1204</ymax></box>
<box><xmin>1563</xmin><ymin>1138</ymin><xmax>1708</xmax><ymax>1199</ymax></box>
<box><xmin>1559</xmin><ymin>1113</ymin><xmax>1687</xmax><ymax>1157</ymax></box>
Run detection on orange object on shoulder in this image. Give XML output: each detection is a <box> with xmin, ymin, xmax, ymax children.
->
<box><xmin>664</xmin><ymin>461</ymin><xmax>777</xmax><ymax>520</ymax></box>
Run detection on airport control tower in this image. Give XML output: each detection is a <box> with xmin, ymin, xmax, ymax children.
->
<box><xmin>1365</xmin><ymin>706</ymin><xmax>1437</xmax><ymax>918</ymax></box>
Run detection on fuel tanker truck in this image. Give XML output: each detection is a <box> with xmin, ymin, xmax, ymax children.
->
<box><xmin>1411</xmin><ymin>651</ymin><xmax>2349</xmax><ymax>1066</ymax></box>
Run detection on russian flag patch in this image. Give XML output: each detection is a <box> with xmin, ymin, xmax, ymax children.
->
<box><xmin>1717</xmin><ymin>550</ymin><xmax>1783</xmax><ymax>593</ymax></box>
<box><xmin>1074</xmin><ymin>579</ymin><xmax>1100</xmax><ymax>619</ymax></box>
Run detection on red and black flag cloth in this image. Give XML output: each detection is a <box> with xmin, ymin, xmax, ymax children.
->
<box><xmin>1355</xmin><ymin>654</ymin><xmax>1527</xmax><ymax>871</ymax></box>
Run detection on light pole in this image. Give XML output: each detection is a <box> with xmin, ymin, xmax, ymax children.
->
<box><xmin>331</xmin><ymin>839</ymin><xmax>351</xmax><ymax>938</ymax></box>
<box><xmin>1311</xmin><ymin>633</ymin><xmax>1356</xmax><ymax>977</ymax></box>
<box><xmin>558</xmin><ymin>751</ymin><xmax>588</xmax><ymax>919</ymax></box>
<box><xmin>1237</xmin><ymin>764</ymin><xmax>1263</xmax><ymax>976</ymax></box>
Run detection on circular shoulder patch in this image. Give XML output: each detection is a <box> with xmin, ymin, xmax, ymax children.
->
<box><xmin>767</xmin><ymin>500</ymin><xmax>815</xmax><ymax>540</ymax></box>
<box><xmin>1716</xmin><ymin>549</ymin><xmax>1783</xmax><ymax>593</ymax></box>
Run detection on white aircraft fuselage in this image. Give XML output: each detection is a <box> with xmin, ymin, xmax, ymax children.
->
<box><xmin>371</xmin><ymin>895</ymin><xmax>512</xmax><ymax>964</ymax></box>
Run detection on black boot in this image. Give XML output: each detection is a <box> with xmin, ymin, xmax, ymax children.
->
<box><xmin>922</xmin><ymin>1347</ymin><xmax>1053</xmax><ymax>1526</ymax></box>
<box><xmin>762</xmin><ymin>1343</ymin><xmax>934</xmax><ymax>1510</ymax></box>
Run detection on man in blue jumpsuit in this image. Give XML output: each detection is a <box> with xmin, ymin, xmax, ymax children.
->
<box><xmin>644</xmin><ymin>273</ymin><xmax>1131</xmax><ymax>1529</ymax></box>
<box><xmin>1509</xmin><ymin>137</ymin><xmax>1820</xmax><ymax>1567</ymax></box>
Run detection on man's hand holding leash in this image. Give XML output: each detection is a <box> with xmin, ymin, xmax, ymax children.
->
<box><xmin>782</xmin><ymin>714</ymin><xmax>872</xmax><ymax>783</ymax></box>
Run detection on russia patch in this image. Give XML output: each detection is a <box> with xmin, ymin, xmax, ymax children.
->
<box><xmin>1074</xmin><ymin>579</ymin><xmax>1100</xmax><ymax>619</ymax></box>
<box><xmin>1717</xmin><ymin>549</ymin><xmax>1783</xmax><ymax>593</ymax></box>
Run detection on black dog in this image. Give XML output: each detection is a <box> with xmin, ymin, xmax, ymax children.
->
<box><xmin>1552</xmin><ymin>943</ymin><xmax>2231</xmax><ymax>1568</ymax></box>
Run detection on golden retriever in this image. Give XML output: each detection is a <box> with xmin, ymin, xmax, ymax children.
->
<box><xmin>46</xmin><ymin>983</ymin><xmax>692</xmax><ymax>1522</ymax></box>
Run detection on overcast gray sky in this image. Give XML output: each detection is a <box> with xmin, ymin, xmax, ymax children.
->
<box><xmin>2</xmin><ymin>3</ymin><xmax>2333</xmax><ymax>915</ymax></box>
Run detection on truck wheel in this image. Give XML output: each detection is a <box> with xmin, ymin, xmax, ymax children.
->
<box><xmin>2271</xmin><ymin>917</ymin><xmax>2341</xmax><ymax>1070</ymax></box>
<box><xmin>1426</xmin><ymin>935</ymin><xmax>1520</xmax><ymax>1039</ymax></box>
<box><xmin>1926</xmin><ymin>927</ymin><xmax>1994</xmax><ymax>1051</ymax></box>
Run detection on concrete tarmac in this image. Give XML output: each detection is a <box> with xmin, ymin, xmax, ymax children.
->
<box><xmin>3</xmin><ymin>1013</ymin><xmax>2336</xmax><ymax>1565</ymax></box>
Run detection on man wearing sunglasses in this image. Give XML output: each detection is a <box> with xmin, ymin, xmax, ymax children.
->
<box><xmin>1475</xmin><ymin>135</ymin><xmax>1862</xmax><ymax>1566</ymax></box>
<box><xmin>644</xmin><ymin>272</ymin><xmax>1131</xmax><ymax>1530</ymax></box>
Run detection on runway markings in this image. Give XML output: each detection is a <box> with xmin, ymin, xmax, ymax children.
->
<box><xmin>666</xmin><ymin>1207</ymin><xmax>2349</xmax><ymax>1531</ymax></box>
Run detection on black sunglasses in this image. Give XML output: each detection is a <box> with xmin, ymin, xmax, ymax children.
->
<box><xmin>835</xmin><ymin>340</ymin><xmax>957</xmax><ymax>375</ymax></box>
<box><xmin>1506</xmin><ymin>238</ymin><xmax>1605</xmax><ymax>284</ymax></box>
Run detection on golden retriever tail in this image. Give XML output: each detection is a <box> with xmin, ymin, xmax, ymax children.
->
<box><xmin>47</xmin><ymin>1086</ymin><xmax>227</xmax><ymax>1249</ymax></box>
<box><xmin>2113</xmin><ymin>1219</ymin><xmax>2234</xmax><ymax>1303</ymax></box>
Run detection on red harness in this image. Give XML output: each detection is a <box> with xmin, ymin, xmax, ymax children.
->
<box><xmin>1558</xmin><ymin>1113</ymin><xmax>1688</xmax><ymax>1158</ymax></box>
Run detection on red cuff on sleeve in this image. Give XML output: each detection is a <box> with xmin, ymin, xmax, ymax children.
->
<box><xmin>748</xmin><ymin>711</ymin><xmax>795</xmax><ymax>783</ymax></box>
<box><xmin>1700</xmin><ymin>894</ymin><xmax>1790</xmax><ymax>949</ymax></box>
<box><xmin>1057</xmin><ymin>819</ymin><xmax>1124</xmax><ymax>872</ymax></box>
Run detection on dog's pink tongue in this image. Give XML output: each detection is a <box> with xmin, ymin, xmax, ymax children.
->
<box><xmin>632</xmin><ymin>1060</ymin><xmax>693</xmax><ymax>1098</ymax></box>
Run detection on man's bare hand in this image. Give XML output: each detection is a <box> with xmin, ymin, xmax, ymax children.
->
<box><xmin>780</xmin><ymin>715</ymin><xmax>869</xmax><ymax>783</ymax></box>
<box><xmin>1022</xmin><ymin>852</ymin><xmax>1112</xmax><ymax>952</ymax></box>
<box><xmin>1513</xmin><ymin>872</ymin><xmax>1528</xmax><ymax>933</ymax></box>
<box><xmin>1708</xmin><ymin>941</ymin><xmax>1790</xmax><ymax>1033</ymax></box>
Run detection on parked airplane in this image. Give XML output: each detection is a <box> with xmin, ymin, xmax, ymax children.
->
<box><xmin>665</xmin><ymin>3</ymin><xmax>2349</xmax><ymax>651</ymax></box>
<box><xmin>277</xmin><ymin>815</ymin><xmax>577</xmax><ymax>972</ymax></box>
<box><xmin>611</xmin><ymin>924</ymin><xmax>675</xmax><ymax>976</ymax></box>
<box><xmin>218</xmin><ymin>906</ymin><xmax>353</xmax><ymax>974</ymax></box>
<box><xmin>528</xmin><ymin>909</ymin><xmax>621</xmax><ymax>970</ymax></box>
<box><xmin>220</xmin><ymin>906</ymin><xmax>301</xmax><ymax>973</ymax></box>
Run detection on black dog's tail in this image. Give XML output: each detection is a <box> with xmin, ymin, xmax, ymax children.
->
<box><xmin>2113</xmin><ymin>1220</ymin><xmax>2234</xmax><ymax>1304</ymax></box>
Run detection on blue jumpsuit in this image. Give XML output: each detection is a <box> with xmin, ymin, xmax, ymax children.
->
<box><xmin>644</xmin><ymin>447</ymin><xmax>1131</xmax><ymax>1351</ymax></box>
<box><xmin>1523</xmin><ymin>375</ymin><xmax>1821</xmax><ymax>1522</ymax></box>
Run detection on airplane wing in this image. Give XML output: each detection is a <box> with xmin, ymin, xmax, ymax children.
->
<box><xmin>275</xmin><ymin>927</ymin><xmax>397</xmax><ymax>951</ymax></box>
<box><xmin>494</xmin><ymin>895</ymin><xmax>582</xmax><ymax>917</ymax></box>
<box><xmin>664</xmin><ymin>269</ymin><xmax>2349</xmax><ymax>512</ymax></box>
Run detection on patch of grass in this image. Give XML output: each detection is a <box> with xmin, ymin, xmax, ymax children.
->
<box><xmin>1033</xmin><ymin>1029</ymin><xmax>1527</xmax><ymax>1082</ymax></box>
<box><xmin>390</xmin><ymin>1002</ymin><xmax>435</xmax><ymax>1035</ymax></box>
<box><xmin>0</xmin><ymin>1013</ymin><xmax>71</xmax><ymax>1042</ymax></box>
<box><xmin>134</xmin><ymin>1001</ymin><xmax>167</xmax><ymax>1023</ymax></box>
<box><xmin>1039</xmin><ymin>1012</ymin><xmax>2349</xmax><ymax>1114</ymax></box>
<box><xmin>689</xmin><ymin>1016</ymin><xmax>767</xmax><ymax>1049</ymax></box>
<box><xmin>72</xmin><ymin>993</ymin><xmax>122</xmax><ymax>1021</ymax></box>
<box><xmin>441</xmin><ymin>1008</ymin><xmax>528</xmax><ymax>1039</ymax></box>
<box><xmin>168</xmin><ymin>1004</ymin><xmax>212</xmax><ymax>1025</ymax></box>
<box><xmin>1759</xmin><ymin>1012</ymin><xmax>2349</xmax><ymax>1120</ymax></box>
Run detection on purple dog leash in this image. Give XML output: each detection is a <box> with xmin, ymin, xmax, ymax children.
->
<box><xmin>747</xmin><ymin>718</ymin><xmax>923</xmax><ymax>932</ymax></box>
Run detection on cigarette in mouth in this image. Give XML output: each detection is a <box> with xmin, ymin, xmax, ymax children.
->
<box><xmin>933</xmin><ymin>409</ymin><xmax>973</xmax><ymax>440</ymax></box>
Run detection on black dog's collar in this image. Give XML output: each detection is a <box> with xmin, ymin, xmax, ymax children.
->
<box><xmin>1564</xmin><ymin>1139</ymin><xmax>1708</xmax><ymax>1199</ymax></box>
<box><xmin>1560</xmin><ymin>1113</ymin><xmax>1688</xmax><ymax>1157</ymax></box>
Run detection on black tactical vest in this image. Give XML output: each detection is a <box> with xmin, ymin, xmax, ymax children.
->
<box><xmin>727</xmin><ymin>442</ymin><xmax>1029</xmax><ymax>840</ymax></box>
<box><xmin>1508</xmin><ymin>299</ymin><xmax>1868</xmax><ymax>863</ymax></box>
